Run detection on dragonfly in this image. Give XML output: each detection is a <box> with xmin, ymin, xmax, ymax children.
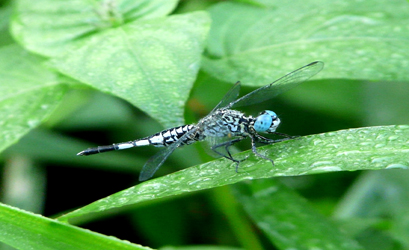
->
<box><xmin>77</xmin><ymin>61</ymin><xmax>324</xmax><ymax>181</ymax></box>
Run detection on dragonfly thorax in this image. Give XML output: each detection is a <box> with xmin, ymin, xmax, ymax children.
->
<box><xmin>253</xmin><ymin>110</ymin><xmax>280</xmax><ymax>133</ymax></box>
<box><xmin>200</xmin><ymin>109</ymin><xmax>250</xmax><ymax>138</ymax></box>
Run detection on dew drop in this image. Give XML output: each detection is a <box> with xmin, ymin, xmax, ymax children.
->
<box><xmin>371</xmin><ymin>157</ymin><xmax>392</xmax><ymax>163</ymax></box>
<box><xmin>27</xmin><ymin>120</ymin><xmax>39</xmax><ymax>128</ymax></box>
<box><xmin>359</xmin><ymin>141</ymin><xmax>374</xmax><ymax>146</ymax></box>
<box><xmin>385</xmin><ymin>164</ymin><xmax>409</xmax><ymax>169</ymax></box>
<box><xmin>310</xmin><ymin>161</ymin><xmax>335</xmax><ymax>167</ymax></box>
<box><xmin>118</xmin><ymin>197</ymin><xmax>129</xmax><ymax>204</ymax></box>
<box><xmin>311</xmin><ymin>166</ymin><xmax>342</xmax><ymax>172</ymax></box>
<box><xmin>336</xmin><ymin>150</ymin><xmax>361</xmax><ymax>156</ymax></box>
<box><xmin>397</xmin><ymin>125</ymin><xmax>409</xmax><ymax>129</ymax></box>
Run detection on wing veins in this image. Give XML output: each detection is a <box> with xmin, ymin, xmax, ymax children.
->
<box><xmin>210</xmin><ymin>81</ymin><xmax>241</xmax><ymax>112</ymax></box>
<box><xmin>227</xmin><ymin>61</ymin><xmax>324</xmax><ymax>109</ymax></box>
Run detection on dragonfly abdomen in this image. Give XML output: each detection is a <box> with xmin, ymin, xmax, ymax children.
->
<box><xmin>77</xmin><ymin>124</ymin><xmax>198</xmax><ymax>156</ymax></box>
<box><xmin>149</xmin><ymin>124</ymin><xmax>199</xmax><ymax>147</ymax></box>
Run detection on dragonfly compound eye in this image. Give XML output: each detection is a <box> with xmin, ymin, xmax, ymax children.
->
<box><xmin>254</xmin><ymin>110</ymin><xmax>280</xmax><ymax>133</ymax></box>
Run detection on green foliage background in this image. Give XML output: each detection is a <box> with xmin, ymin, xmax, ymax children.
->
<box><xmin>0</xmin><ymin>0</ymin><xmax>409</xmax><ymax>249</ymax></box>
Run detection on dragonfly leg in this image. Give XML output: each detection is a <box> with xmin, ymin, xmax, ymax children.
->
<box><xmin>211</xmin><ymin>137</ymin><xmax>247</xmax><ymax>172</ymax></box>
<box><xmin>250</xmin><ymin>135</ymin><xmax>275</xmax><ymax>165</ymax></box>
<box><xmin>272</xmin><ymin>132</ymin><xmax>298</xmax><ymax>139</ymax></box>
<box><xmin>255</xmin><ymin>132</ymin><xmax>297</xmax><ymax>144</ymax></box>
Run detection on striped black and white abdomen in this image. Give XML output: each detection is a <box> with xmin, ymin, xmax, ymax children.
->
<box><xmin>76</xmin><ymin>124</ymin><xmax>200</xmax><ymax>156</ymax></box>
<box><xmin>139</xmin><ymin>124</ymin><xmax>200</xmax><ymax>147</ymax></box>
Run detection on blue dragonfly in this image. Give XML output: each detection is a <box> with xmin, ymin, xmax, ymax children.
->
<box><xmin>77</xmin><ymin>61</ymin><xmax>324</xmax><ymax>181</ymax></box>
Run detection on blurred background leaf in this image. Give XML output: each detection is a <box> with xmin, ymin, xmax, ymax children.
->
<box><xmin>11</xmin><ymin>0</ymin><xmax>179</xmax><ymax>56</ymax></box>
<box><xmin>233</xmin><ymin>179</ymin><xmax>363</xmax><ymax>249</ymax></box>
<box><xmin>50</xmin><ymin>12</ymin><xmax>210</xmax><ymax>127</ymax></box>
<box><xmin>0</xmin><ymin>44</ymin><xmax>68</xmax><ymax>153</ymax></box>
<box><xmin>203</xmin><ymin>0</ymin><xmax>409</xmax><ymax>85</ymax></box>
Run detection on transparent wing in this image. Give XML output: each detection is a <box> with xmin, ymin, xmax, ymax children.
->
<box><xmin>138</xmin><ymin>127</ymin><xmax>199</xmax><ymax>181</ymax></box>
<box><xmin>138</xmin><ymin>147</ymin><xmax>177</xmax><ymax>181</ymax></box>
<box><xmin>226</xmin><ymin>61</ymin><xmax>324</xmax><ymax>109</ymax></box>
<box><xmin>210</xmin><ymin>81</ymin><xmax>241</xmax><ymax>112</ymax></box>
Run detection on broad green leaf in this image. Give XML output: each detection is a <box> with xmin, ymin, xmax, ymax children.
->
<box><xmin>11</xmin><ymin>0</ymin><xmax>178</xmax><ymax>57</ymax></box>
<box><xmin>0</xmin><ymin>203</ymin><xmax>150</xmax><ymax>250</ymax></box>
<box><xmin>232</xmin><ymin>179</ymin><xmax>363</xmax><ymax>249</ymax></box>
<box><xmin>0</xmin><ymin>44</ymin><xmax>68</xmax><ymax>153</ymax></box>
<box><xmin>203</xmin><ymin>0</ymin><xmax>409</xmax><ymax>85</ymax></box>
<box><xmin>50</xmin><ymin>12</ymin><xmax>210</xmax><ymax>127</ymax></box>
<box><xmin>58</xmin><ymin>125</ymin><xmax>409</xmax><ymax>221</ymax></box>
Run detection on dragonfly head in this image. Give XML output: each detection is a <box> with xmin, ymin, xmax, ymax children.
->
<box><xmin>254</xmin><ymin>110</ymin><xmax>280</xmax><ymax>133</ymax></box>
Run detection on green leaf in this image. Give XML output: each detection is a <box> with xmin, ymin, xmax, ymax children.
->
<box><xmin>0</xmin><ymin>44</ymin><xmax>68</xmax><ymax>153</ymax></box>
<box><xmin>0</xmin><ymin>202</ymin><xmax>150</xmax><ymax>250</ymax></box>
<box><xmin>58</xmin><ymin>125</ymin><xmax>409</xmax><ymax>221</ymax></box>
<box><xmin>334</xmin><ymin>169</ymin><xmax>409</xmax><ymax>248</ymax></box>
<box><xmin>203</xmin><ymin>0</ymin><xmax>409</xmax><ymax>86</ymax></box>
<box><xmin>50</xmin><ymin>12</ymin><xmax>211</xmax><ymax>127</ymax></box>
<box><xmin>232</xmin><ymin>179</ymin><xmax>364</xmax><ymax>249</ymax></box>
<box><xmin>11</xmin><ymin>0</ymin><xmax>178</xmax><ymax>57</ymax></box>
